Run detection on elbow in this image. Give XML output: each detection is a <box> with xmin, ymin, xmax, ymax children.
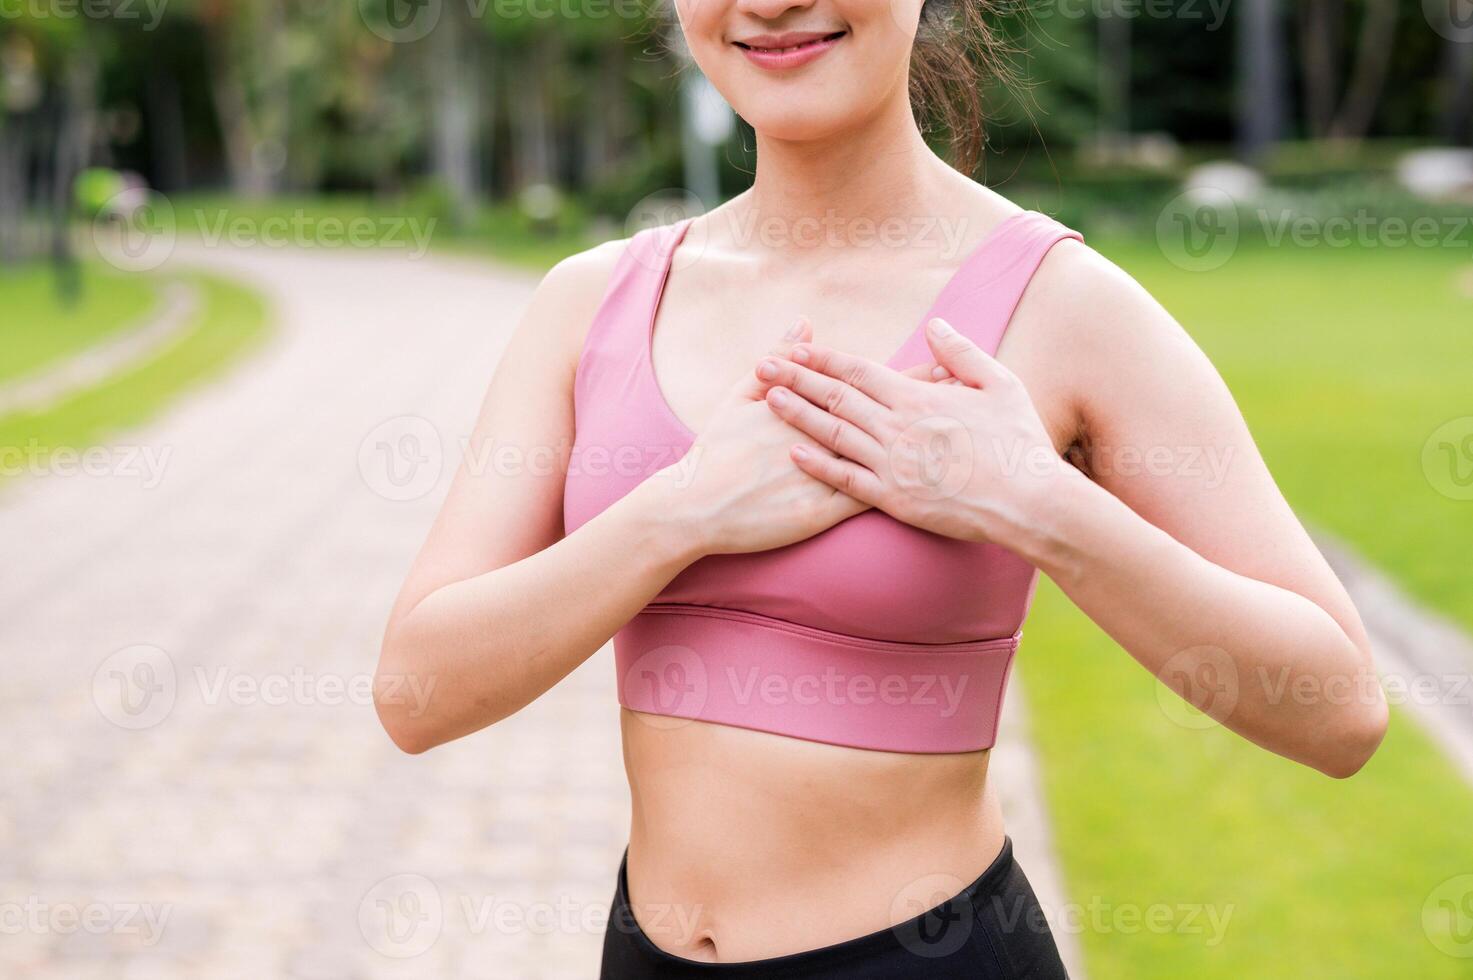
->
<box><xmin>373</xmin><ymin>642</ymin><xmax>444</xmax><ymax>755</ymax></box>
<box><xmin>377</xmin><ymin>704</ymin><xmax>437</xmax><ymax>755</ymax></box>
<box><xmin>1314</xmin><ymin>695</ymin><xmax>1390</xmax><ymax>780</ymax></box>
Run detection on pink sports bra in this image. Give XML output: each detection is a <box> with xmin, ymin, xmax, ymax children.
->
<box><xmin>563</xmin><ymin>210</ymin><xmax>1084</xmax><ymax>753</ymax></box>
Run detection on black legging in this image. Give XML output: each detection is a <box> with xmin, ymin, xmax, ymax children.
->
<box><xmin>600</xmin><ymin>836</ymin><xmax>1070</xmax><ymax>979</ymax></box>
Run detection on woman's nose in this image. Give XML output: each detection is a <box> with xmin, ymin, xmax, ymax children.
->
<box><xmin>734</xmin><ymin>0</ymin><xmax>818</xmax><ymax>21</ymax></box>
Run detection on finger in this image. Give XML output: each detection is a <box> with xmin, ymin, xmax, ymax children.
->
<box><xmin>755</xmin><ymin>358</ymin><xmax>887</xmax><ymax>436</ymax></box>
<box><xmin>788</xmin><ymin>343</ymin><xmax>909</xmax><ymax>405</ymax></box>
<box><xmin>922</xmin><ymin>318</ymin><xmax>1011</xmax><ymax>388</ymax></box>
<box><xmin>732</xmin><ymin>317</ymin><xmax>813</xmax><ymax>401</ymax></box>
<box><xmin>765</xmin><ymin>386</ymin><xmax>886</xmax><ymax>470</ymax></box>
<box><xmin>790</xmin><ymin>444</ymin><xmax>885</xmax><ymax>505</ymax></box>
<box><xmin>902</xmin><ymin>361</ymin><xmax>942</xmax><ymax>381</ymax></box>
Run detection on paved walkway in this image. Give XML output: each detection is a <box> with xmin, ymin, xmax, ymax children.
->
<box><xmin>0</xmin><ymin>241</ymin><xmax>1081</xmax><ymax>978</ymax></box>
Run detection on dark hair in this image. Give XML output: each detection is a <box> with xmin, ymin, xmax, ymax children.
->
<box><xmin>909</xmin><ymin>0</ymin><xmax>1015</xmax><ymax>175</ymax></box>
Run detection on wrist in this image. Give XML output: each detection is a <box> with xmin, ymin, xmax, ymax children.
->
<box><xmin>984</xmin><ymin>460</ymin><xmax>1097</xmax><ymax>571</ymax></box>
<box><xmin>621</xmin><ymin>472</ymin><xmax>713</xmax><ymax>567</ymax></box>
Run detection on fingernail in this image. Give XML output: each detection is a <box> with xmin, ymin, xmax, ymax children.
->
<box><xmin>785</xmin><ymin>318</ymin><xmax>805</xmax><ymax>340</ymax></box>
<box><xmin>768</xmin><ymin>388</ymin><xmax>789</xmax><ymax>407</ymax></box>
<box><xmin>757</xmin><ymin>358</ymin><xmax>779</xmax><ymax>381</ymax></box>
<box><xmin>929</xmin><ymin>318</ymin><xmax>955</xmax><ymax>337</ymax></box>
<box><xmin>791</xmin><ymin>444</ymin><xmax>809</xmax><ymax>460</ymax></box>
<box><xmin>791</xmin><ymin>345</ymin><xmax>810</xmax><ymax>364</ymax></box>
<box><xmin>931</xmin><ymin>365</ymin><xmax>949</xmax><ymax>380</ymax></box>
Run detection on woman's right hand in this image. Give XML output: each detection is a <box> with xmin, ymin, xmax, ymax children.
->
<box><xmin>643</xmin><ymin>319</ymin><xmax>936</xmax><ymax>557</ymax></box>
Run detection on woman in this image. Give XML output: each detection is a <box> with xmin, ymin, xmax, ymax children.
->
<box><xmin>373</xmin><ymin>0</ymin><xmax>1389</xmax><ymax>974</ymax></box>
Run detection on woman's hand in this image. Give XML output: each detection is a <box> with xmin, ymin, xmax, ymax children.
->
<box><xmin>753</xmin><ymin>317</ymin><xmax>1076</xmax><ymax>548</ymax></box>
<box><xmin>648</xmin><ymin>318</ymin><xmax>948</xmax><ymax>557</ymax></box>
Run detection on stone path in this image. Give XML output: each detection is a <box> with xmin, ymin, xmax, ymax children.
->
<box><xmin>0</xmin><ymin>240</ymin><xmax>1080</xmax><ymax>978</ymax></box>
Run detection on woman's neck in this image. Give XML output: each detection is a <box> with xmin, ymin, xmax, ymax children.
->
<box><xmin>734</xmin><ymin>96</ymin><xmax>962</xmax><ymax>254</ymax></box>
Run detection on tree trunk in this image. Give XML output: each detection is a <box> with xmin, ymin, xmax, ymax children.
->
<box><xmin>1297</xmin><ymin>0</ymin><xmax>1341</xmax><ymax>139</ymax></box>
<box><xmin>146</xmin><ymin>70</ymin><xmax>188</xmax><ymax>192</ymax></box>
<box><xmin>428</xmin><ymin>10</ymin><xmax>480</xmax><ymax>226</ymax></box>
<box><xmin>1438</xmin><ymin>5</ymin><xmax>1473</xmax><ymax>144</ymax></box>
<box><xmin>51</xmin><ymin>47</ymin><xmax>98</xmax><ymax>301</ymax></box>
<box><xmin>1328</xmin><ymin>0</ymin><xmax>1398</xmax><ymax>141</ymax></box>
<box><xmin>202</xmin><ymin>0</ymin><xmax>288</xmax><ymax>198</ymax></box>
<box><xmin>1097</xmin><ymin>8</ymin><xmax>1132</xmax><ymax>151</ymax></box>
<box><xmin>1237</xmin><ymin>0</ymin><xmax>1290</xmax><ymax>162</ymax></box>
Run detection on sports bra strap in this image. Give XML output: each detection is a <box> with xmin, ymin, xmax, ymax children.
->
<box><xmin>930</xmin><ymin>211</ymin><xmax>1084</xmax><ymax>358</ymax></box>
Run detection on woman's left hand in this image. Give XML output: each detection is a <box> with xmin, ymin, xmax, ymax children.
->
<box><xmin>754</xmin><ymin>317</ymin><xmax>1076</xmax><ymax>547</ymax></box>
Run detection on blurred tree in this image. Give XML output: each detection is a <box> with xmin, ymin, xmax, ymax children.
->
<box><xmin>1237</xmin><ymin>0</ymin><xmax>1290</xmax><ymax>161</ymax></box>
<box><xmin>1298</xmin><ymin>0</ymin><xmax>1398</xmax><ymax>143</ymax></box>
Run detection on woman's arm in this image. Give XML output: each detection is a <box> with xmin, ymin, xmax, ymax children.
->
<box><xmin>756</xmin><ymin>243</ymin><xmax>1388</xmax><ymax>778</ymax></box>
<box><xmin>373</xmin><ymin>244</ymin><xmax>699</xmax><ymax>753</ymax></box>
<box><xmin>374</xmin><ymin>249</ymin><xmax>872</xmax><ymax>754</ymax></box>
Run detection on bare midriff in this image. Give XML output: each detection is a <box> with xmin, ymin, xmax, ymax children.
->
<box><xmin>620</xmin><ymin>708</ymin><xmax>1008</xmax><ymax>963</ymax></box>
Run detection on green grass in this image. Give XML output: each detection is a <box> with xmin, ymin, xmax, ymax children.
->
<box><xmin>1019</xmin><ymin>239</ymin><xmax>1473</xmax><ymax>979</ymax></box>
<box><xmin>0</xmin><ymin>272</ymin><xmax>268</xmax><ymax>461</ymax></box>
<box><xmin>0</xmin><ymin>263</ymin><xmax>157</xmax><ymax>383</ymax></box>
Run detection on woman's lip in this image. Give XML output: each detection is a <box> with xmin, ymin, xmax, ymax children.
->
<box><xmin>735</xmin><ymin>32</ymin><xmax>845</xmax><ymax>71</ymax></box>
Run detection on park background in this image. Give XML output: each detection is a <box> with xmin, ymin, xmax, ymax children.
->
<box><xmin>3</xmin><ymin>1</ymin><xmax>1473</xmax><ymax>977</ymax></box>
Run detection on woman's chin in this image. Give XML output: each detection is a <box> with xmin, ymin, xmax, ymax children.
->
<box><xmin>737</xmin><ymin>108</ymin><xmax>856</xmax><ymax>146</ymax></box>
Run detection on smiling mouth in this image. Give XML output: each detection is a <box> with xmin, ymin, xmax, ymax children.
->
<box><xmin>734</xmin><ymin>31</ymin><xmax>847</xmax><ymax>55</ymax></box>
